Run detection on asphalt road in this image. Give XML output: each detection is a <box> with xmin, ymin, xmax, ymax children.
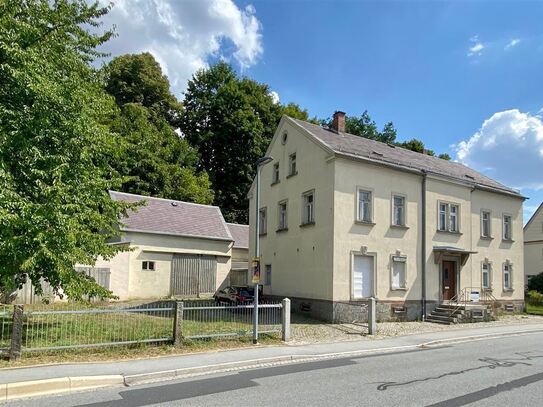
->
<box><xmin>8</xmin><ymin>332</ymin><xmax>543</xmax><ymax>406</ymax></box>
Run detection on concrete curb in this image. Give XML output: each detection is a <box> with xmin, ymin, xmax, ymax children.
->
<box><xmin>0</xmin><ymin>375</ymin><xmax>124</xmax><ymax>402</ymax></box>
<box><xmin>3</xmin><ymin>327</ymin><xmax>543</xmax><ymax>401</ymax></box>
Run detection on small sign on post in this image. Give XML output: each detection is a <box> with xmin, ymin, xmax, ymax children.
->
<box><xmin>251</xmin><ymin>257</ymin><xmax>261</xmax><ymax>284</ymax></box>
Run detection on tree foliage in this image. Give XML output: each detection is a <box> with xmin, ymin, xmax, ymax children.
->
<box><xmin>181</xmin><ymin>62</ymin><xmax>283</xmax><ymax>223</ymax></box>
<box><xmin>104</xmin><ymin>53</ymin><xmax>213</xmax><ymax>204</ymax></box>
<box><xmin>528</xmin><ymin>273</ymin><xmax>543</xmax><ymax>294</ymax></box>
<box><xmin>0</xmin><ymin>0</ymin><xmax>134</xmax><ymax>300</ymax></box>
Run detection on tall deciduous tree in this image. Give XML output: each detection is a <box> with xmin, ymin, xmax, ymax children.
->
<box><xmin>0</xmin><ymin>0</ymin><xmax>133</xmax><ymax>299</ymax></box>
<box><xmin>181</xmin><ymin>62</ymin><xmax>283</xmax><ymax>223</ymax></box>
<box><xmin>104</xmin><ymin>53</ymin><xmax>213</xmax><ymax>204</ymax></box>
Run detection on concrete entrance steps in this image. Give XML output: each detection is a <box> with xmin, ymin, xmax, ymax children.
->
<box><xmin>427</xmin><ymin>303</ymin><xmax>491</xmax><ymax>325</ymax></box>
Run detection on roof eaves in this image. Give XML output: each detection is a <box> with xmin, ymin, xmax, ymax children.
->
<box><xmin>120</xmin><ymin>227</ymin><xmax>234</xmax><ymax>243</ymax></box>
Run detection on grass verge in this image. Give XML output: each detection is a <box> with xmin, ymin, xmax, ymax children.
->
<box><xmin>525</xmin><ymin>304</ymin><xmax>543</xmax><ymax>315</ymax></box>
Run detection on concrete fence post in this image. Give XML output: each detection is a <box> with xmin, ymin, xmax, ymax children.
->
<box><xmin>9</xmin><ymin>304</ymin><xmax>24</xmax><ymax>361</ymax></box>
<box><xmin>368</xmin><ymin>297</ymin><xmax>376</xmax><ymax>335</ymax></box>
<box><xmin>281</xmin><ymin>298</ymin><xmax>291</xmax><ymax>342</ymax></box>
<box><xmin>173</xmin><ymin>301</ymin><xmax>184</xmax><ymax>346</ymax></box>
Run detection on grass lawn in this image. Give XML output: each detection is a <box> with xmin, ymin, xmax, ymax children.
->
<box><xmin>1</xmin><ymin>303</ymin><xmax>281</xmax><ymax>354</ymax></box>
<box><xmin>525</xmin><ymin>303</ymin><xmax>543</xmax><ymax>315</ymax></box>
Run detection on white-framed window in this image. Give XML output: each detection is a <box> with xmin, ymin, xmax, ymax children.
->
<box><xmin>272</xmin><ymin>162</ymin><xmax>280</xmax><ymax>184</ymax></box>
<box><xmin>142</xmin><ymin>261</ymin><xmax>155</xmax><ymax>271</ymax></box>
<box><xmin>391</xmin><ymin>256</ymin><xmax>407</xmax><ymax>289</ymax></box>
<box><xmin>357</xmin><ymin>189</ymin><xmax>372</xmax><ymax>223</ymax></box>
<box><xmin>503</xmin><ymin>214</ymin><xmax>512</xmax><ymax>240</ymax></box>
<box><xmin>288</xmin><ymin>153</ymin><xmax>297</xmax><ymax>176</ymax></box>
<box><xmin>265</xmin><ymin>264</ymin><xmax>272</xmax><ymax>286</ymax></box>
<box><xmin>438</xmin><ymin>202</ymin><xmax>460</xmax><ymax>232</ymax></box>
<box><xmin>278</xmin><ymin>200</ymin><xmax>288</xmax><ymax>230</ymax></box>
<box><xmin>482</xmin><ymin>262</ymin><xmax>491</xmax><ymax>289</ymax></box>
<box><xmin>503</xmin><ymin>262</ymin><xmax>512</xmax><ymax>290</ymax></box>
<box><xmin>302</xmin><ymin>190</ymin><xmax>315</xmax><ymax>225</ymax></box>
<box><xmin>481</xmin><ymin>210</ymin><xmax>491</xmax><ymax>238</ymax></box>
<box><xmin>392</xmin><ymin>195</ymin><xmax>406</xmax><ymax>226</ymax></box>
<box><xmin>259</xmin><ymin>207</ymin><xmax>267</xmax><ymax>235</ymax></box>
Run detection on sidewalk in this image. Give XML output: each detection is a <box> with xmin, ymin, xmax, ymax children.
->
<box><xmin>2</xmin><ymin>321</ymin><xmax>543</xmax><ymax>385</ymax></box>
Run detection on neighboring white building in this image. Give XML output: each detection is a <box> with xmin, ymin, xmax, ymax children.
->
<box><xmin>524</xmin><ymin>203</ymin><xmax>543</xmax><ymax>287</ymax></box>
<box><xmin>249</xmin><ymin>112</ymin><xmax>525</xmax><ymax>321</ymax></box>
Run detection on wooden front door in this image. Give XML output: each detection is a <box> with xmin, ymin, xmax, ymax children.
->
<box><xmin>442</xmin><ymin>261</ymin><xmax>456</xmax><ymax>301</ymax></box>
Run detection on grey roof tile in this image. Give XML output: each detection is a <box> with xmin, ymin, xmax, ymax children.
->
<box><xmin>110</xmin><ymin>191</ymin><xmax>233</xmax><ymax>241</ymax></box>
<box><xmin>226</xmin><ymin>223</ymin><xmax>249</xmax><ymax>249</ymax></box>
<box><xmin>289</xmin><ymin>117</ymin><xmax>521</xmax><ymax>197</ymax></box>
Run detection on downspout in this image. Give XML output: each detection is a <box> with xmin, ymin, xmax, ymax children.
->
<box><xmin>421</xmin><ymin>170</ymin><xmax>427</xmax><ymax>321</ymax></box>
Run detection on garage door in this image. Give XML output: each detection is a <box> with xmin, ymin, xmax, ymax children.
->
<box><xmin>171</xmin><ymin>254</ymin><xmax>217</xmax><ymax>297</ymax></box>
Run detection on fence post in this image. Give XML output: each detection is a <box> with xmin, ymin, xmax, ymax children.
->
<box><xmin>173</xmin><ymin>301</ymin><xmax>184</xmax><ymax>346</ymax></box>
<box><xmin>368</xmin><ymin>297</ymin><xmax>376</xmax><ymax>335</ymax></box>
<box><xmin>282</xmin><ymin>298</ymin><xmax>291</xmax><ymax>342</ymax></box>
<box><xmin>9</xmin><ymin>304</ymin><xmax>24</xmax><ymax>361</ymax></box>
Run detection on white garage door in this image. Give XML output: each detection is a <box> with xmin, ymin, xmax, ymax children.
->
<box><xmin>353</xmin><ymin>255</ymin><xmax>373</xmax><ymax>298</ymax></box>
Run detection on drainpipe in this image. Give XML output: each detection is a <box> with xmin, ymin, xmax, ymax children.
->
<box><xmin>421</xmin><ymin>171</ymin><xmax>427</xmax><ymax>321</ymax></box>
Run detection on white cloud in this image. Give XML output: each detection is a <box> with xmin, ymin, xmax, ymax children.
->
<box><xmin>456</xmin><ymin>109</ymin><xmax>543</xmax><ymax>190</ymax></box>
<box><xmin>505</xmin><ymin>38</ymin><xmax>521</xmax><ymax>50</ymax></box>
<box><xmin>96</xmin><ymin>0</ymin><xmax>263</xmax><ymax>96</ymax></box>
<box><xmin>269</xmin><ymin>91</ymin><xmax>280</xmax><ymax>104</ymax></box>
<box><xmin>467</xmin><ymin>36</ymin><xmax>485</xmax><ymax>57</ymax></box>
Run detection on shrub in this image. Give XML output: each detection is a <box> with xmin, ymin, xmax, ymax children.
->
<box><xmin>527</xmin><ymin>290</ymin><xmax>543</xmax><ymax>307</ymax></box>
<box><xmin>527</xmin><ymin>272</ymin><xmax>543</xmax><ymax>293</ymax></box>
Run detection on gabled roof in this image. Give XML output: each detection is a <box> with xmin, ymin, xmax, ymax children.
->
<box><xmin>110</xmin><ymin>191</ymin><xmax>233</xmax><ymax>242</ymax></box>
<box><xmin>226</xmin><ymin>223</ymin><xmax>249</xmax><ymax>249</ymax></box>
<box><xmin>524</xmin><ymin>202</ymin><xmax>543</xmax><ymax>231</ymax></box>
<box><xmin>287</xmin><ymin>117</ymin><xmax>522</xmax><ymax>198</ymax></box>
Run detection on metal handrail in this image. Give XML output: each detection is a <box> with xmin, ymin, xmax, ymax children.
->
<box><xmin>447</xmin><ymin>287</ymin><xmax>469</xmax><ymax>319</ymax></box>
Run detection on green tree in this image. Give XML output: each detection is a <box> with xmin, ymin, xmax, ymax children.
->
<box><xmin>104</xmin><ymin>53</ymin><xmax>213</xmax><ymax>204</ymax></box>
<box><xmin>109</xmin><ymin>103</ymin><xmax>213</xmax><ymax>203</ymax></box>
<box><xmin>105</xmin><ymin>52</ymin><xmax>183</xmax><ymax>128</ymax></box>
<box><xmin>438</xmin><ymin>153</ymin><xmax>451</xmax><ymax>161</ymax></box>
<box><xmin>281</xmin><ymin>103</ymin><xmax>310</xmax><ymax>121</ymax></box>
<box><xmin>528</xmin><ymin>273</ymin><xmax>543</xmax><ymax>294</ymax></box>
<box><xmin>0</xmin><ymin>0</ymin><xmax>134</xmax><ymax>300</ymax></box>
<box><xmin>322</xmin><ymin>111</ymin><xmax>397</xmax><ymax>144</ymax></box>
<box><xmin>181</xmin><ymin>62</ymin><xmax>283</xmax><ymax>223</ymax></box>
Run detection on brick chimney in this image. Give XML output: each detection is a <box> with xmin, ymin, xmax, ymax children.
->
<box><xmin>332</xmin><ymin>111</ymin><xmax>346</xmax><ymax>133</ymax></box>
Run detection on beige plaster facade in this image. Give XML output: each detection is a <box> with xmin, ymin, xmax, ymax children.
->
<box><xmin>249</xmin><ymin>116</ymin><xmax>525</xmax><ymax>321</ymax></box>
<box><xmin>524</xmin><ymin>203</ymin><xmax>543</xmax><ymax>287</ymax></box>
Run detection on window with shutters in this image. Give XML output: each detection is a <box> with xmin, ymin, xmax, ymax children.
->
<box><xmin>391</xmin><ymin>256</ymin><xmax>407</xmax><ymax>289</ymax></box>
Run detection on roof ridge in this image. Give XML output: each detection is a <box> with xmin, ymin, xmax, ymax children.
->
<box><xmin>109</xmin><ymin>190</ymin><xmax>221</xmax><ymax>210</ymax></box>
<box><xmin>286</xmin><ymin>116</ymin><xmax>520</xmax><ymax>197</ymax></box>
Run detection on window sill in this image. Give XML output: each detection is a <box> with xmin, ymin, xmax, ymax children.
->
<box><xmin>480</xmin><ymin>236</ymin><xmax>493</xmax><ymax>240</ymax></box>
<box><xmin>436</xmin><ymin>230</ymin><xmax>462</xmax><ymax>236</ymax></box>
<box><xmin>259</xmin><ymin>232</ymin><xmax>267</xmax><ymax>237</ymax></box>
<box><xmin>503</xmin><ymin>288</ymin><xmax>514</xmax><ymax>292</ymax></box>
<box><xmin>270</xmin><ymin>180</ymin><xmax>280</xmax><ymax>186</ymax></box>
<box><xmin>390</xmin><ymin>287</ymin><xmax>407</xmax><ymax>291</ymax></box>
<box><xmin>355</xmin><ymin>220</ymin><xmax>375</xmax><ymax>226</ymax></box>
<box><xmin>276</xmin><ymin>228</ymin><xmax>288</xmax><ymax>233</ymax></box>
<box><xmin>390</xmin><ymin>224</ymin><xmax>409</xmax><ymax>230</ymax></box>
<box><xmin>300</xmin><ymin>222</ymin><xmax>315</xmax><ymax>228</ymax></box>
<box><xmin>286</xmin><ymin>171</ymin><xmax>298</xmax><ymax>179</ymax></box>
<box><xmin>502</xmin><ymin>239</ymin><xmax>514</xmax><ymax>243</ymax></box>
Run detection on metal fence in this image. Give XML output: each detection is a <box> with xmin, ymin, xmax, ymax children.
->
<box><xmin>1</xmin><ymin>299</ymin><xmax>289</xmax><ymax>360</ymax></box>
<box><xmin>182</xmin><ymin>300</ymin><xmax>282</xmax><ymax>339</ymax></box>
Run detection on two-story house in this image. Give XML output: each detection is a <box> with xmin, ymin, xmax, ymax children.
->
<box><xmin>249</xmin><ymin>112</ymin><xmax>525</xmax><ymax>322</ymax></box>
<box><xmin>524</xmin><ymin>203</ymin><xmax>543</xmax><ymax>287</ymax></box>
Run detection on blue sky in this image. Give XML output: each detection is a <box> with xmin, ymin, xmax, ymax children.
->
<box><xmin>98</xmin><ymin>0</ymin><xmax>543</xmax><ymax>223</ymax></box>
